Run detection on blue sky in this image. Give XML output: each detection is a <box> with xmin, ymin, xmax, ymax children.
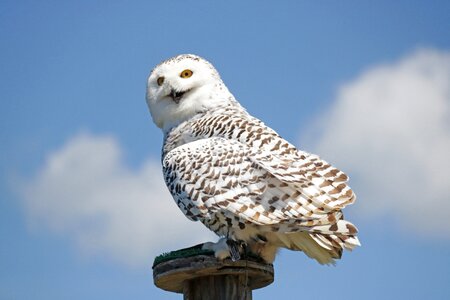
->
<box><xmin>1</xmin><ymin>1</ymin><xmax>450</xmax><ymax>299</ymax></box>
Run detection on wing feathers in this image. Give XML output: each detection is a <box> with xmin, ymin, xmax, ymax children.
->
<box><xmin>163</xmin><ymin>136</ymin><xmax>359</xmax><ymax>259</ymax></box>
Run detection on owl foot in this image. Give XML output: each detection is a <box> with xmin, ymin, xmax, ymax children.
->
<box><xmin>202</xmin><ymin>238</ymin><xmax>245</xmax><ymax>261</ymax></box>
<box><xmin>226</xmin><ymin>239</ymin><xmax>242</xmax><ymax>261</ymax></box>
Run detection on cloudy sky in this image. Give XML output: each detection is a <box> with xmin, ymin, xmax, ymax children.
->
<box><xmin>1</xmin><ymin>1</ymin><xmax>450</xmax><ymax>299</ymax></box>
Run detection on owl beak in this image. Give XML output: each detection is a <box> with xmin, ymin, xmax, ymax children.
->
<box><xmin>169</xmin><ymin>89</ymin><xmax>189</xmax><ymax>104</ymax></box>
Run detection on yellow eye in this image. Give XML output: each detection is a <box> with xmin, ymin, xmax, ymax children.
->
<box><xmin>157</xmin><ymin>76</ymin><xmax>164</xmax><ymax>86</ymax></box>
<box><xmin>180</xmin><ymin>69</ymin><xmax>193</xmax><ymax>78</ymax></box>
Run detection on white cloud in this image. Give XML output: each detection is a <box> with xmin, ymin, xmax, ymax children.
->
<box><xmin>301</xmin><ymin>48</ymin><xmax>450</xmax><ymax>237</ymax></box>
<box><xmin>20</xmin><ymin>132</ymin><xmax>214</xmax><ymax>267</ymax></box>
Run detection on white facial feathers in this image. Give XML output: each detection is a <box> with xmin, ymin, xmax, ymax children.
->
<box><xmin>146</xmin><ymin>54</ymin><xmax>236</xmax><ymax>132</ymax></box>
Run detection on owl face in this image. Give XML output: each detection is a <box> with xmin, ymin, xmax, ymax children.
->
<box><xmin>147</xmin><ymin>54</ymin><xmax>232</xmax><ymax>131</ymax></box>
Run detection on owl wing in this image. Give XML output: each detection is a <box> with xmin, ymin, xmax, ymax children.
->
<box><xmin>163</xmin><ymin>136</ymin><xmax>356</xmax><ymax>233</ymax></box>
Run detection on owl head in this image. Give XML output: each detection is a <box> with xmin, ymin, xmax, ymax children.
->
<box><xmin>146</xmin><ymin>54</ymin><xmax>237</xmax><ymax>132</ymax></box>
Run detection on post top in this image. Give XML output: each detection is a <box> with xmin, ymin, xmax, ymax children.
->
<box><xmin>153</xmin><ymin>251</ymin><xmax>274</xmax><ymax>293</ymax></box>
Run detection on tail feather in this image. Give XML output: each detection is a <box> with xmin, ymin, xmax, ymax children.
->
<box><xmin>275</xmin><ymin>232</ymin><xmax>339</xmax><ymax>265</ymax></box>
<box><xmin>273</xmin><ymin>219</ymin><xmax>360</xmax><ymax>265</ymax></box>
<box><xmin>309</xmin><ymin>219</ymin><xmax>360</xmax><ymax>254</ymax></box>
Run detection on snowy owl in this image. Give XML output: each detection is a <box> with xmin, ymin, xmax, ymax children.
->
<box><xmin>146</xmin><ymin>54</ymin><xmax>360</xmax><ymax>264</ymax></box>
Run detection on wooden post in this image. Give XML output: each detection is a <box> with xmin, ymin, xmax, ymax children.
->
<box><xmin>153</xmin><ymin>248</ymin><xmax>274</xmax><ymax>299</ymax></box>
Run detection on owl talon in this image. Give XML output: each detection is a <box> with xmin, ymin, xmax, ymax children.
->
<box><xmin>226</xmin><ymin>239</ymin><xmax>241</xmax><ymax>261</ymax></box>
<box><xmin>202</xmin><ymin>238</ymin><xmax>245</xmax><ymax>261</ymax></box>
<box><xmin>202</xmin><ymin>238</ymin><xmax>231</xmax><ymax>260</ymax></box>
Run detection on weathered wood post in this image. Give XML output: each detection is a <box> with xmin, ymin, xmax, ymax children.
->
<box><xmin>153</xmin><ymin>245</ymin><xmax>274</xmax><ymax>299</ymax></box>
